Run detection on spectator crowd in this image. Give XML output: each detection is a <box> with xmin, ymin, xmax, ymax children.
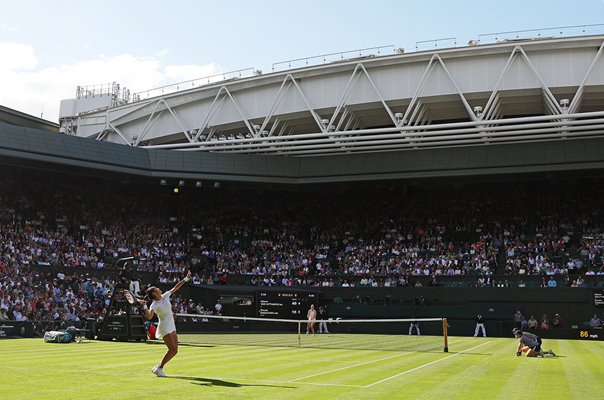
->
<box><xmin>1</xmin><ymin>167</ymin><xmax>604</xmax><ymax>324</ymax></box>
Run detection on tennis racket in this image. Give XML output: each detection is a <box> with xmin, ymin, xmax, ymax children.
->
<box><xmin>124</xmin><ymin>290</ymin><xmax>146</xmax><ymax>313</ymax></box>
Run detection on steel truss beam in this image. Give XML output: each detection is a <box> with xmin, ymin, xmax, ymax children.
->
<box><xmin>143</xmin><ymin>111</ymin><xmax>604</xmax><ymax>156</ymax></box>
<box><xmin>95</xmin><ymin>40</ymin><xmax>604</xmax><ymax>156</ymax></box>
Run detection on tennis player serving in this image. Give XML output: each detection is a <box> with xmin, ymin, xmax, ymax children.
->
<box><xmin>139</xmin><ymin>270</ymin><xmax>191</xmax><ymax>377</ymax></box>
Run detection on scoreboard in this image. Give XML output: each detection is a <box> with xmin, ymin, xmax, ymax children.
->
<box><xmin>575</xmin><ymin>289</ymin><xmax>604</xmax><ymax>340</ymax></box>
<box><xmin>256</xmin><ymin>290</ymin><xmax>318</xmax><ymax>319</ymax></box>
<box><xmin>594</xmin><ymin>289</ymin><xmax>604</xmax><ymax>307</ymax></box>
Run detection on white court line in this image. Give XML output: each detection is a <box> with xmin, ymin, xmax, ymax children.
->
<box><xmin>295</xmin><ymin>381</ymin><xmax>364</xmax><ymax>388</ymax></box>
<box><xmin>289</xmin><ymin>342</ymin><xmax>447</xmax><ymax>382</ymax></box>
<box><xmin>364</xmin><ymin>341</ymin><xmax>491</xmax><ymax>388</ymax></box>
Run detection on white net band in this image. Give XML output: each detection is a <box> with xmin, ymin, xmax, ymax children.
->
<box><xmin>175</xmin><ymin>313</ymin><xmax>444</xmax><ymax>324</ymax></box>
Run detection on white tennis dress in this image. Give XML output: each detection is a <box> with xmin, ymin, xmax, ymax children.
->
<box><xmin>150</xmin><ymin>290</ymin><xmax>176</xmax><ymax>339</ymax></box>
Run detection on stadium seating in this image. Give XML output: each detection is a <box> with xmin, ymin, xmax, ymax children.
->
<box><xmin>1</xmin><ymin>167</ymin><xmax>603</xmax><ymax>326</ymax></box>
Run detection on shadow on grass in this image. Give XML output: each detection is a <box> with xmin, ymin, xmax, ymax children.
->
<box><xmin>177</xmin><ymin>342</ymin><xmax>217</xmax><ymax>348</ymax></box>
<box><xmin>168</xmin><ymin>375</ymin><xmax>295</xmax><ymax>388</ymax></box>
<box><xmin>143</xmin><ymin>341</ymin><xmax>216</xmax><ymax>348</ymax></box>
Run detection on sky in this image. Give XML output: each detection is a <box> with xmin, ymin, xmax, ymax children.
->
<box><xmin>1</xmin><ymin>0</ymin><xmax>603</xmax><ymax>123</ymax></box>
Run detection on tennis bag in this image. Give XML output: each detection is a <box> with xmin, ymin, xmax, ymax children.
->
<box><xmin>43</xmin><ymin>330</ymin><xmax>72</xmax><ymax>343</ymax></box>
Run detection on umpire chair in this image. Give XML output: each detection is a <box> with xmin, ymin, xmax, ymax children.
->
<box><xmin>98</xmin><ymin>257</ymin><xmax>147</xmax><ymax>341</ymax></box>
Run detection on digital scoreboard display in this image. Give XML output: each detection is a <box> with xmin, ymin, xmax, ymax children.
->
<box><xmin>256</xmin><ymin>290</ymin><xmax>318</xmax><ymax>319</ymax></box>
<box><xmin>594</xmin><ymin>289</ymin><xmax>604</xmax><ymax>307</ymax></box>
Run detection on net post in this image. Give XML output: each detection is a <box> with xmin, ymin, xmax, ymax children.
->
<box><xmin>297</xmin><ymin>321</ymin><xmax>301</xmax><ymax>348</ymax></box>
<box><xmin>443</xmin><ymin>318</ymin><xmax>449</xmax><ymax>352</ymax></box>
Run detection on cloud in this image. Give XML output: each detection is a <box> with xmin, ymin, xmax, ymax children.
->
<box><xmin>0</xmin><ymin>42</ymin><xmax>38</xmax><ymax>70</ymax></box>
<box><xmin>0</xmin><ymin>43</ymin><xmax>220</xmax><ymax>122</ymax></box>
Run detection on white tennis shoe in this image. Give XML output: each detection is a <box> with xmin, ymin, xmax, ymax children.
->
<box><xmin>151</xmin><ymin>365</ymin><xmax>167</xmax><ymax>377</ymax></box>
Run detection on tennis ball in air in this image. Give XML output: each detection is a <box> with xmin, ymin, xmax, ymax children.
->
<box><xmin>173</xmin><ymin>188</ymin><xmax>179</xmax><ymax>194</ymax></box>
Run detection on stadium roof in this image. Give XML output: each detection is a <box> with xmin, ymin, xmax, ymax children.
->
<box><xmin>0</xmin><ymin>105</ymin><xmax>59</xmax><ymax>134</ymax></box>
<box><xmin>2</xmin><ymin>114</ymin><xmax>604</xmax><ymax>185</ymax></box>
<box><xmin>57</xmin><ymin>34</ymin><xmax>604</xmax><ymax>158</ymax></box>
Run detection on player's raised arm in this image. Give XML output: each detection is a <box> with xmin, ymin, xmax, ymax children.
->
<box><xmin>170</xmin><ymin>270</ymin><xmax>192</xmax><ymax>295</ymax></box>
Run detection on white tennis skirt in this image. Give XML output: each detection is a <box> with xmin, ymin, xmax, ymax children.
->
<box><xmin>156</xmin><ymin>318</ymin><xmax>176</xmax><ymax>339</ymax></box>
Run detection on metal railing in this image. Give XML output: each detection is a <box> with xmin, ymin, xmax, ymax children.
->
<box><xmin>131</xmin><ymin>67</ymin><xmax>256</xmax><ymax>101</ymax></box>
<box><xmin>415</xmin><ymin>37</ymin><xmax>457</xmax><ymax>52</ymax></box>
<box><xmin>76</xmin><ymin>82</ymin><xmax>130</xmax><ymax>108</ymax></box>
<box><xmin>477</xmin><ymin>24</ymin><xmax>604</xmax><ymax>45</ymax></box>
<box><xmin>76</xmin><ymin>82</ymin><xmax>118</xmax><ymax>99</ymax></box>
<box><xmin>272</xmin><ymin>45</ymin><xmax>398</xmax><ymax>72</ymax></box>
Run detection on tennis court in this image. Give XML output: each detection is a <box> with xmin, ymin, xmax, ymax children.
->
<box><xmin>3</xmin><ymin>334</ymin><xmax>603</xmax><ymax>400</ymax></box>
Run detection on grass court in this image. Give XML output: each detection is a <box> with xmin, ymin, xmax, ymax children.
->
<box><xmin>3</xmin><ymin>334</ymin><xmax>603</xmax><ymax>400</ymax></box>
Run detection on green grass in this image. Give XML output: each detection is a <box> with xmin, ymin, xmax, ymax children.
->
<box><xmin>3</xmin><ymin>335</ymin><xmax>604</xmax><ymax>400</ymax></box>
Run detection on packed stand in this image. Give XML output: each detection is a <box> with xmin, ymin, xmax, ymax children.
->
<box><xmin>0</xmin><ymin>258</ymin><xmax>115</xmax><ymax>334</ymax></box>
<box><xmin>1</xmin><ymin>167</ymin><xmax>603</xmax><ymax>297</ymax></box>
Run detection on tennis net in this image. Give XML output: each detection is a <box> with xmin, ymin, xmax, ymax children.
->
<box><xmin>173</xmin><ymin>314</ymin><xmax>449</xmax><ymax>352</ymax></box>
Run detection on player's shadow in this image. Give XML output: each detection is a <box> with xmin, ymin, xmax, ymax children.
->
<box><xmin>144</xmin><ymin>341</ymin><xmax>215</xmax><ymax>348</ymax></box>
<box><xmin>177</xmin><ymin>342</ymin><xmax>216</xmax><ymax>348</ymax></box>
<box><xmin>168</xmin><ymin>376</ymin><xmax>294</xmax><ymax>388</ymax></box>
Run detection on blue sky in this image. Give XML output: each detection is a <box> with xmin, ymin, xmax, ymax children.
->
<box><xmin>1</xmin><ymin>0</ymin><xmax>603</xmax><ymax>122</ymax></box>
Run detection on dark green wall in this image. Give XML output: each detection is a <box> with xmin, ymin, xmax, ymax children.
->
<box><xmin>175</xmin><ymin>284</ymin><xmax>600</xmax><ymax>339</ymax></box>
<box><xmin>3</xmin><ymin>121</ymin><xmax>604</xmax><ymax>184</ymax></box>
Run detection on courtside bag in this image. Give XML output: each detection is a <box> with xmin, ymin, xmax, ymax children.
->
<box><xmin>43</xmin><ymin>330</ymin><xmax>72</xmax><ymax>343</ymax></box>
